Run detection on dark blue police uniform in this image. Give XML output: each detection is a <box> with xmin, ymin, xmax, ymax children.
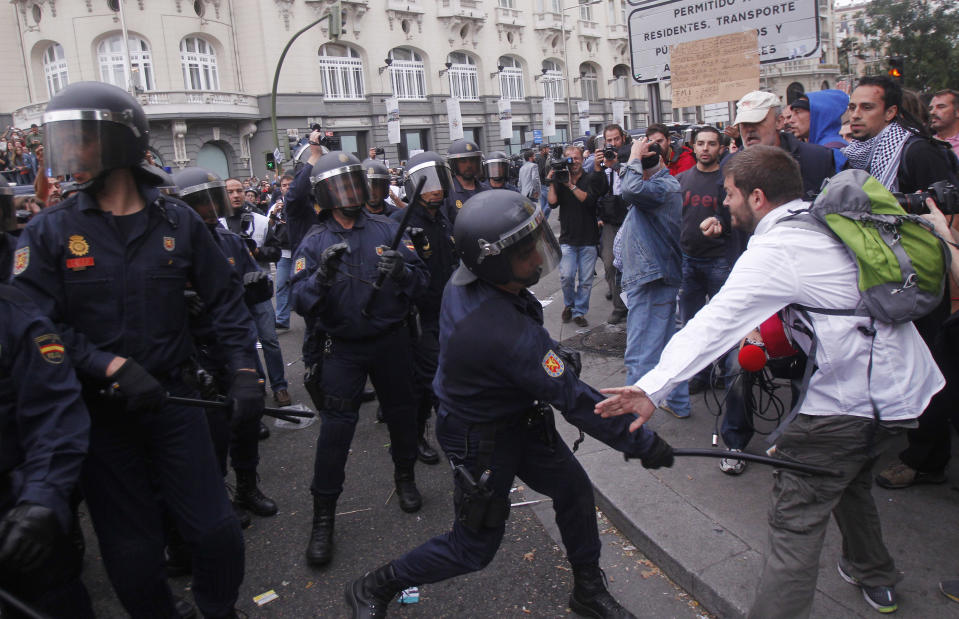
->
<box><xmin>443</xmin><ymin>177</ymin><xmax>488</xmax><ymax>225</ymax></box>
<box><xmin>291</xmin><ymin>210</ymin><xmax>428</xmax><ymax>497</ymax></box>
<box><xmin>0</xmin><ymin>285</ymin><xmax>93</xmax><ymax>618</ymax></box>
<box><xmin>390</xmin><ymin>278</ymin><xmax>658</xmax><ymax>585</ymax></box>
<box><xmin>1</xmin><ymin>232</ymin><xmax>15</xmax><ymax>282</ymax></box>
<box><xmin>366</xmin><ymin>199</ymin><xmax>400</xmax><ymax>218</ymax></box>
<box><xmin>13</xmin><ymin>186</ymin><xmax>255</xmax><ymax>618</ymax></box>
<box><xmin>190</xmin><ymin>225</ymin><xmax>263</xmax><ymax>477</ymax></box>
<box><xmin>391</xmin><ymin>203</ymin><xmax>457</xmax><ymax>433</ymax></box>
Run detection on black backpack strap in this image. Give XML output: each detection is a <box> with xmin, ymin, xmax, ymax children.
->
<box><xmin>767</xmin><ymin>308</ymin><xmax>817</xmax><ymax>445</ymax></box>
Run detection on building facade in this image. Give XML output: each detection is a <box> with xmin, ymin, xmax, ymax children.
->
<box><xmin>2</xmin><ymin>0</ymin><xmax>839</xmax><ymax>179</ymax></box>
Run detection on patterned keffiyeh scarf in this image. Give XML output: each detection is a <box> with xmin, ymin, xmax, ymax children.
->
<box><xmin>842</xmin><ymin>122</ymin><xmax>913</xmax><ymax>191</ymax></box>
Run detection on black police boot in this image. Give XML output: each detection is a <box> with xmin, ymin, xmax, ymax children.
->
<box><xmin>417</xmin><ymin>435</ymin><xmax>440</xmax><ymax>465</ymax></box>
<box><xmin>393</xmin><ymin>462</ymin><xmax>423</xmax><ymax>513</ymax></box>
<box><xmin>234</xmin><ymin>469</ymin><xmax>278</xmax><ymax>517</ymax></box>
<box><xmin>173</xmin><ymin>595</ymin><xmax>197</xmax><ymax>619</ymax></box>
<box><xmin>258</xmin><ymin>420</ymin><xmax>270</xmax><ymax>440</ymax></box>
<box><xmin>165</xmin><ymin>542</ymin><xmax>193</xmax><ymax>577</ymax></box>
<box><xmin>569</xmin><ymin>564</ymin><xmax>637</xmax><ymax>618</ymax></box>
<box><xmin>306</xmin><ymin>495</ymin><xmax>336</xmax><ymax>567</ymax></box>
<box><xmin>345</xmin><ymin>563</ymin><xmax>405</xmax><ymax>619</ymax></box>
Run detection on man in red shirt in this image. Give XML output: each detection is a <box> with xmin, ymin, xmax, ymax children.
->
<box><xmin>646</xmin><ymin>123</ymin><xmax>695</xmax><ymax>176</ymax></box>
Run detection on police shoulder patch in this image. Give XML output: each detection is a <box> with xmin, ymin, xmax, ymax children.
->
<box><xmin>34</xmin><ymin>333</ymin><xmax>65</xmax><ymax>364</ymax></box>
<box><xmin>13</xmin><ymin>246</ymin><xmax>29</xmax><ymax>275</ymax></box>
<box><xmin>163</xmin><ymin>236</ymin><xmax>176</xmax><ymax>252</ymax></box>
<box><xmin>542</xmin><ymin>349</ymin><xmax>564</xmax><ymax>378</ymax></box>
<box><xmin>294</xmin><ymin>257</ymin><xmax>306</xmax><ymax>273</ymax></box>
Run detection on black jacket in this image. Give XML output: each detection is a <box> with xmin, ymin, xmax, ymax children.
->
<box><xmin>778</xmin><ymin>131</ymin><xmax>836</xmax><ymax>199</ymax></box>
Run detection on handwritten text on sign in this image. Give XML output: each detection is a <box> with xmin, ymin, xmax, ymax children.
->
<box><xmin>670</xmin><ymin>31</ymin><xmax>760</xmax><ymax>108</ymax></box>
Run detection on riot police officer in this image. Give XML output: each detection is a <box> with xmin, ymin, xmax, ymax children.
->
<box><xmin>291</xmin><ymin>151</ymin><xmax>429</xmax><ymax>568</ymax></box>
<box><xmin>13</xmin><ymin>82</ymin><xmax>259</xmax><ymax>619</ymax></box>
<box><xmin>484</xmin><ymin>151</ymin><xmax>519</xmax><ymax>192</ymax></box>
<box><xmin>392</xmin><ymin>152</ymin><xmax>458</xmax><ymax>464</ymax></box>
<box><xmin>346</xmin><ymin>190</ymin><xmax>675</xmax><ymax>619</ymax></box>
<box><xmin>444</xmin><ymin>138</ymin><xmax>488</xmax><ymax>224</ymax></box>
<box><xmin>0</xmin><ymin>197</ymin><xmax>93</xmax><ymax>619</ymax></box>
<box><xmin>1</xmin><ymin>186</ymin><xmax>17</xmax><ymax>280</ymax></box>
<box><xmin>362</xmin><ymin>159</ymin><xmax>400</xmax><ymax>218</ymax></box>
<box><xmin>174</xmin><ymin>167</ymin><xmax>277</xmax><ymax>519</ymax></box>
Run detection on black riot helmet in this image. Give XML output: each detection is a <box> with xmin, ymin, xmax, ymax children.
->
<box><xmin>483</xmin><ymin>151</ymin><xmax>510</xmax><ymax>183</ymax></box>
<box><xmin>310</xmin><ymin>151</ymin><xmax>368</xmax><ymax>217</ymax></box>
<box><xmin>404</xmin><ymin>151</ymin><xmax>453</xmax><ymax>209</ymax></box>
<box><xmin>149</xmin><ymin>165</ymin><xmax>179</xmax><ymax>197</ymax></box>
<box><xmin>447</xmin><ymin>139</ymin><xmax>483</xmax><ymax>180</ymax></box>
<box><xmin>361</xmin><ymin>158</ymin><xmax>391</xmax><ymax>206</ymax></box>
<box><xmin>0</xmin><ymin>187</ymin><xmax>14</xmax><ymax>233</ymax></box>
<box><xmin>451</xmin><ymin>189</ymin><xmax>561</xmax><ymax>288</ymax></box>
<box><xmin>172</xmin><ymin>167</ymin><xmax>232</xmax><ymax>226</ymax></box>
<box><xmin>41</xmin><ymin>81</ymin><xmax>151</xmax><ymax>191</ymax></box>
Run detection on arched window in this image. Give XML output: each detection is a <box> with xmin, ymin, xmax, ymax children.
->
<box><xmin>43</xmin><ymin>43</ymin><xmax>69</xmax><ymax>97</ymax></box>
<box><xmin>580</xmin><ymin>64</ymin><xmax>598</xmax><ymax>102</ymax></box>
<box><xmin>180</xmin><ymin>37</ymin><xmax>219</xmax><ymax>91</ymax></box>
<box><xmin>498</xmin><ymin>55</ymin><xmax>524</xmax><ymax>101</ymax></box>
<box><xmin>542</xmin><ymin>59</ymin><xmax>564</xmax><ymax>101</ymax></box>
<box><xmin>98</xmin><ymin>35</ymin><xmax>155</xmax><ymax>92</ymax></box>
<box><xmin>448</xmin><ymin>52</ymin><xmax>478</xmax><ymax>101</ymax></box>
<box><xmin>388</xmin><ymin>48</ymin><xmax>426</xmax><ymax>101</ymax></box>
<box><xmin>318</xmin><ymin>44</ymin><xmax>364</xmax><ymax>100</ymax></box>
<box><xmin>612</xmin><ymin>64</ymin><xmax>630</xmax><ymax>100</ymax></box>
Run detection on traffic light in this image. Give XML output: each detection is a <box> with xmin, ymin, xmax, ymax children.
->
<box><xmin>265</xmin><ymin>152</ymin><xmax>276</xmax><ymax>171</ymax></box>
<box><xmin>328</xmin><ymin>1</ymin><xmax>343</xmax><ymax>40</ymax></box>
<box><xmin>887</xmin><ymin>56</ymin><xmax>904</xmax><ymax>82</ymax></box>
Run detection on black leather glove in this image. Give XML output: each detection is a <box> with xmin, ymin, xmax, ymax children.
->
<box><xmin>110</xmin><ymin>359</ymin><xmax>165</xmax><ymax>413</ymax></box>
<box><xmin>183</xmin><ymin>289</ymin><xmax>206</xmax><ymax>318</ymax></box>
<box><xmin>555</xmin><ymin>345</ymin><xmax>582</xmax><ymax>378</ymax></box>
<box><xmin>641</xmin><ymin>434</ymin><xmax>675</xmax><ymax>469</ymax></box>
<box><xmin>377</xmin><ymin>249</ymin><xmax>408</xmax><ymax>283</ymax></box>
<box><xmin>230</xmin><ymin>370</ymin><xmax>264</xmax><ymax>429</ymax></box>
<box><xmin>0</xmin><ymin>503</ymin><xmax>60</xmax><ymax>573</ymax></box>
<box><xmin>317</xmin><ymin>242</ymin><xmax>349</xmax><ymax>284</ymax></box>
<box><xmin>242</xmin><ymin>270</ymin><xmax>274</xmax><ymax>305</ymax></box>
<box><xmin>408</xmin><ymin>227</ymin><xmax>428</xmax><ymax>255</ymax></box>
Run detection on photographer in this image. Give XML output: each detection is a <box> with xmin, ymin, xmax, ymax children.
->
<box><xmin>592</xmin><ymin>124</ymin><xmax>630</xmax><ymax>325</ymax></box>
<box><xmin>598</xmin><ymin>146</ymin><xmax>944</xmax><ymax>618</ymax></box>
<box><xmin>547</xmin><ymin>144</ymin><xmax>598</xmax><ymax>327</ymax></box>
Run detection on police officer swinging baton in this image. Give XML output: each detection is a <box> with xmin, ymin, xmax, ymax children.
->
<box><xmin>165</xmin><ymin>395</ymin><xmax>315</xmax><ymax>424</ymax></box>
<box><xmin>362</xmin><ymin>175</ymin><xmax>428</xmax><ymax>318</ymax></box>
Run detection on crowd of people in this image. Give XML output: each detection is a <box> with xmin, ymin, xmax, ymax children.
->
<box><xmin>1</xmin><ymin>75</ymin><xmax>958</xmax><ymax>619</ymax></box>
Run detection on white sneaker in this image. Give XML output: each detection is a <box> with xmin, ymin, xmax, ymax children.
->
<box><xmin>719</xmin><ymin>449</ymin><xmax>746</xmax><ymax>475</ymax></box>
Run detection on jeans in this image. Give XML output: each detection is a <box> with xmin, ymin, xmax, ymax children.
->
<box><xmin>540</xmin><ymin>183</ymin><xmax>551</xmax><ymax>219</ymax></box>
<box><xmin>559</xmin><ymin>244</ymin><xmax>598</xmax><ymax>318</ymax></box>
<box><xmin>679</xmin><ymin>254</ymin><xmax>730</xmax><ymax>383</ymax></box>
<box><xmin>624</xmin><ymin>280</ymin><xmax>689</xmax><ymax>415</ymax></box>
<box><xmin>274</xmin><ymin>256</ymin><xmax>293</xmax><ymax>327</ymax></box>
<box><xmin>251</xmin><ymin>300</ymin><xmax>288</xmax><ymax>392</ymax></box>
<box><xmin>600</xmin><ymin>224</ymin><xmax>626</xmax><ymax>316</ymax></box>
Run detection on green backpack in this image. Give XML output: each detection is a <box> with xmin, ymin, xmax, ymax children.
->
<box><xmin>780</xmin><ymin>168</ymin><xmax>950</xmax><ymax>324</ymax></box>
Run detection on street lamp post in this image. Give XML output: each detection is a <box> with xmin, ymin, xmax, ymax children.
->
<box><xmin>561</xmin><ymin>0</ymin><xmax>600</xmax><ymax>140</ymax></box>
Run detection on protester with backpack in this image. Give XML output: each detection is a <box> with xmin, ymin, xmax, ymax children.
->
<box><xmin>596</xmin><ymin>146</ymin><xmax>946</xmax><ymax>618</ymax></box>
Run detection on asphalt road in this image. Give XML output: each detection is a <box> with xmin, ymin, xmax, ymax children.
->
<box><xmin>78</xmin><ymin>245</ymin><xmax>711</xmax><ymax>618</ymax></box>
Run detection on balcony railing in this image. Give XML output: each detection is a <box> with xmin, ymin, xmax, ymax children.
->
<box><xmin>577</xmin><ymin>19</ymin><xmax>600</xmax><ymax>38</ymax></box>
<box><xmin>607</xmin><ymin>23</ymin><xmax>627</xmax><ymax>39</ymax></box>
<box><xmin>534</xmin><ymin>11</ymin><xmax>563</xmax><ymax>31</ymax></box>
<box><xmin>495</xmin><ymin>6</ymin><xmax>526</xmax><ymax>26</ymax></box>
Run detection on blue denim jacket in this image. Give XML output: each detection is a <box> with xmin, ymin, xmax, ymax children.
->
<box><xmin>619</xmin><ymin>164</ymin><xmax>683</xmax><ymax>290</ymax></box>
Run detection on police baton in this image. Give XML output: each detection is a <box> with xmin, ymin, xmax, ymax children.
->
<box><xmin>361</xmin><ymin>175</ymin><xmax>427</xmax><ymax>318</ymax></box>
<box><xmin>165</xmin><ymin>395</ymin><xmax>315</xmax><ymax>424</ymax></box>
<box><xmin>0</xmin><ymin>585</ymin><xmax>48</xmax><ymax>619</ymax></box>
<box><xmin>664</xmin><ymin>448</ymin><xmax>842</xmax><ymax>477</ymax></box>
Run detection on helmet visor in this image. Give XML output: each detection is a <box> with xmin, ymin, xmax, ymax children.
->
<box><xmin>42</xmin><ymin>116</ymin><xmax>140</xmax><ymax>180</ymax></box>
<box><xmin>180</xmin><ymin>182</ymin><xmax>232</xmax><ymax>224</ymax></box>
<box><xmin>368</xmin><ymin>178</ymin><xmax>390</xmax><ymax>203</ymax></box>
<box><xmin>313</xmin><ymin>169</ymin><xmax>369</xmax><ymax>209</ymax></box>
<box><xmin>504</xmin><ymin>213</ymin><xmax>562</xmax><ymax>284</ymax></box>
<box><xmin>406</xmin><ymin>161</ymin><xmax>453</xmax><ymax>198</ymax></box>
<box><xmin>485</xmin><ymin>160</ymin><xmax>509</xmax><ymax>181</ymax></box>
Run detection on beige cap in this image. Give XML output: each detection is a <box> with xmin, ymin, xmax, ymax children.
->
<box><xmin>733</xmin><ymin>91</ymin><xmax>781</xmax><ymax>126</ymax></box>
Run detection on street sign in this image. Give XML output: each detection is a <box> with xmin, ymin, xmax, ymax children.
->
<box><xmin>703</xmin><ymin>102</ymin><xmax>731</xmax><ymax>123</ymax></box>
<box><xmin>627</xmin><ymin>0</ymin><xmax>820</xmax><ymax>83</ymax></box>
<box><xmin>533</xmin><ymin>129</ymin><xmax>543</xmax><ymax>145</ymax></box>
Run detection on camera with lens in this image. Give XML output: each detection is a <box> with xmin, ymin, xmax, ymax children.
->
<box><xmin>549</xmin><ymin>145</ymin><xmax>572</xmax><ymax>185</ymax></box>
<box><xmin>893</xmin><ymin>181</ymin><xmax>959</xmax><ymax>215</ymax></box>
<box><xmin>309</xmin><ymin>124</ymin><xmax>342</xmax><ymax>150</ymax></box>
<box><xmin>374</xmin><ymin>147</ymin><xmax>385</xmax><ymax>155</ymax></box>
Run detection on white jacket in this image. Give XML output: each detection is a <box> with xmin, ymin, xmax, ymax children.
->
<box><xmin>636</xmin><ymin>200</ymin><xmax>944</xmax><ymax>421</ymax></box>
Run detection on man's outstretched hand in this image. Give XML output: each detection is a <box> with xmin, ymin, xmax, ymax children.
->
<box><xmin>595</xmin><ymin>385</ymin><xmax>656</xmax><ymax>432</ymax></box>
